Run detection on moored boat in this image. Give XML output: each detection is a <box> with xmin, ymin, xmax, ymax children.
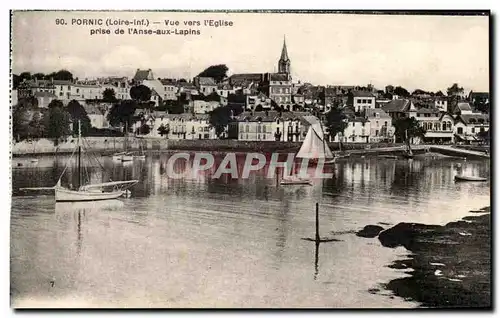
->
<box><xmin>121</xmin><ymin>153</ymin><xmax>134</xmax><ymax>162</ymax></box>
<box><xmin>20</xmin><ymin>120</ymin><xmax>139</xmax><ymax>203</ymax></box>
<box><xmin>280</xmin><ymin>174</ymin><xmax>313</xmax><ymax>185</ymax></box>
<box><xmin>454</xmin><ymin>175</ymin><xmax>487</xmax><ymax>182</ymax></box>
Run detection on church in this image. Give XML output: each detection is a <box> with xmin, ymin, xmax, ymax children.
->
<box><xmin>227</xmin><ymin>37</ymin><xmax>294</xmax><ymax>110</ymax></box>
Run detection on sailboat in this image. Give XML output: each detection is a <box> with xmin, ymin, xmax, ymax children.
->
<box><xmin>280</xmin><ymin>119</ymin><xmax>334</xmax><ymax>186</ymax></box>
<box><xmin>21</xmin><ymin>120</ymin><xmax>139</xmax><ymax>202</ymax></box>
<box><xmin>403</xmin><ymin>129</ymin><xmax>414</xmax><ymax>159</ymax></box>
<box><xmin>296</xmin><ymin>119</ymin><xmax>336</xmax><ymax>165</ymax></box>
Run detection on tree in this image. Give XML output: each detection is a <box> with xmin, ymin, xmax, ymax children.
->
<box><xmin>48</xmin><ymin>99</ymin><xmax>64</xmax><ymax>109</ymax></box>
<box><xmin>162</xmin><ymin>100</ymin><xmax>184</xmax><ymax>114</ymax></box>
<box><xmin>66</xmin><ymin>100</ymin><xmax>92</xmax><ymax>135</ymax></box>
<box><xmin>102</xmin><ymin>88</ymin><xmax>117</xmax><ymax>103</ymax></box>
<box><xmin>46</xmin><ymin>69</ymin><xmax>74</xmax><ymax>81</ymax></box>
<box><xmin>28</xmin><ymin>111</ymin><xmax>45</xmax><ymax>139</ymax></box>
<box><xmin>130</xmin><ymin>85</ymin><xmax>152</xmax><ymax>102</ymax></box>
<box><xmin>138</xmin><ymin>123</ymin><xmax>151</xmax><ymax>135</ymax></box>
<box><xmin>157</xmin><ymin>124</ymin><xmax>170</xmax><ymax>137</ymax></box>
<box><xmin>324</xmin><ymin>100</ymin><xmax>347</xmax><ymax>141</ymax></box>
<box><xmin>254</xmin><ymin>104</ymin><xmax>264</xmax><ymax>111</ymax></box>
<box><xmin>208</xmin><ymin>106</ymin><xmax>232</xmax><ymax>138</ymax></box>
<box><xmin>19</xmin><ymin>72</ymin><xmax>32</xmax><ymax>82</ymax></box>
<box><xmin>17</xmin><ymin>96</ymin><xmax>38</xmax><ymax>109</ymax></box>
<box><xmin>393</xmin><ymin>86</ymin><xmax>410</xmax><ymax>97</ymax></box>
<box><xmin>44</xmin><ymin>105</ymin><xmax>71</xmax><ymax>144</ymax></box>
<box><xmin>33</xmin><ymin>73</ymin><xmax>45</xmax><ymax>80</ymax></box>
<box><xmin>107</xmin><ymin>100</ymin><xmax>138</xmax><ymax>129</ymax></box>
<box><xmin>393</xmin><ymin>117</ymin><xmax>426</xmax><ymax>144</ymax></box>
<box><xmin>435</xmin><ymin>91</ymin><xmax>445</xmax><ymax>97</ymax></box>
<box><xmin>196</xmin><ymin>64</ymin><xmax>228</xmax><ymax>83</ymax></box>
<box><xmin>447</xmin><ymin>83</ymin><xmax>464</xmax><ymax>97</ymax></box>
<box><xmin>12</xmin><ymin>105</ymin><xmax>31</xmax><ymax>141</ymax></box>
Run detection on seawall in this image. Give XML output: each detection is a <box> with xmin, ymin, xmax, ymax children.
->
<box><xmin>11</xmin><ymin>137</ymin><xmax>405</xmax><ymax>156</ymax></box>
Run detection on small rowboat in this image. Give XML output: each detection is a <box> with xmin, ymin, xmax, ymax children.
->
<box><xmin>280</xmin><ymin>176</ymin><xmax>312</xmax><ymax>186</ymax></box>
<box><xmin>454</xmin><ymin>175</ymin><xmax>487</xmax><ymax>182</ymax></box>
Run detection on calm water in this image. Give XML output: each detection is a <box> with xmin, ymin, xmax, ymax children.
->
<box><xmin>10</xmin><ymin>153</ymin><xmax>490</xmax><ymax>308</ymax></box>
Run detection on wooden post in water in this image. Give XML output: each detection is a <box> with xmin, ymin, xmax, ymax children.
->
<box><xmin>315</xmin><ymin>202</ymin><xmax>320</xmax><ymax>242</ymax></box>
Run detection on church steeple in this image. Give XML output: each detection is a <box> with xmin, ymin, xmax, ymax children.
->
<box><xmin>278</xmin><ymin>35</ymin><xmax>290</xmax><ymax>75</ymax></box>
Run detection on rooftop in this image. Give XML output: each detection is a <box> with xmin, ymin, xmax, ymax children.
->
<box><xmin>352</xmin><ymin>90</ymin><xmax>375</xmax><ymax>98</ymax></box>
<box><xmin>382</xmin><ymin>99</ymin><xmax>411</xmax><ymax>113</ymax></box>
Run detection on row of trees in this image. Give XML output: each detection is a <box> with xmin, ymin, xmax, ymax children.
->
<box><xmin>13</xmin><ymin>70</ymin><xmax>74</xmax><ymax>89</ymax></box>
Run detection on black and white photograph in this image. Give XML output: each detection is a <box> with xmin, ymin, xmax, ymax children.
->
<box><xmin>9</xmin><ymin>10</ymin><xmax>491</xmax><ymax>308</ymax></box>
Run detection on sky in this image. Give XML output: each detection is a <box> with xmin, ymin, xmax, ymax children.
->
<box><xmin>11</xmin><ymin>11</ymin><xmax>489</xmax><ymax>92</ymax></box>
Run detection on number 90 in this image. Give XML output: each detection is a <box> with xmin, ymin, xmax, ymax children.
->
<box><xmin>55</xmin><ymin>19</ymin><xmax>66</xmax><ymax>25</ymax></box>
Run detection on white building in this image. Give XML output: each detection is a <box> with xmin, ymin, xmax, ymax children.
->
<box><xmin>365</xmin><ymin>108</ymin><xmax>393</xmax><ymax>142</ymax></box>
<box><xmin>193</xmin><ymin>100</ymin><xmax>220</xmax><ymax>114</ymax></box>
<box><xmin>434</xmin><ymin>97</ymin><xmax>448</xmax><ymax>112</ymax></box>
<box><xmin>454</xmin><ymin>113</ymin><xmax>489</xmax><ymax>143</ymax></box>
<box><xmin>229</xmin><ymin>111</ymin><xmax>311</xmax><ymax>142</ymax></box>
<box><xmin>351</xmin><ymin>91</ymin><xmax>376</xmax><ymax>113</ymax></box>
<box><xmin>331</xmin><ymin>118</ymin><xmax>371</xmax><ymax>143</ymax></box>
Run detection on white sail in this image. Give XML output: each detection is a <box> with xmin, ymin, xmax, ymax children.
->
<box><xmin>296</xmin><ymin>123</ymin><xmax>333</xmax><ymax>159</ymax></box>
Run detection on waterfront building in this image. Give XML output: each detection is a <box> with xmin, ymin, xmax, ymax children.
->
<box><xmin>413</xmin><ymin>108</ymin><xmax>454</xmax><ymax>144</ymax></box>
<box><xmin>365</xmin><ymin>108</ymin><xmax>393</xmax><ymax>143</ymax></box>
<box><xmin>229</xmin><ymin>111</ymin><xmax>311</xmax><ymax>142</ymax></box>
<box><xmin>332</xmin><ymin>117</ymin><xmax>371</xmax><ymax>143</ymax></box>
<box><xmin>454</xmin><ymin>113</ymin><xmax>489</xmax><ymax>143</ymax></box>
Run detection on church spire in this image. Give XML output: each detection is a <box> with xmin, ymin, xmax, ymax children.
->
<box><xmin>280</xmin><ymin>35</ymin><xmax>289</xmax><ymax>62</ymax></box>
<box><xmin>278</xmin><ymin>35</ymin><xmax>290</xmax><ymax>74</ymax></box>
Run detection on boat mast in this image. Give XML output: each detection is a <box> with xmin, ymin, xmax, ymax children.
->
<box><xmin>77</xmin><ymin>120</ymin><xmax>81</xmax><ymax>190</ymax></box>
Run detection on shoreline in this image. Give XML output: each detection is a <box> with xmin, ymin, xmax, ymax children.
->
<box><xmin>358</xmin><ymin>207</ymin><xmax>491</xmax><ymax>308</ymax></box>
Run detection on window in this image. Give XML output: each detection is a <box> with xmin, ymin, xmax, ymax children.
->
<box><xmin>263</xmin><ymin>125</ymin><xmax>266</xmax><ymax>133</ymax></box>
<box><xmin>257</xmin><ymin>125</ymin><xmax>261</xmax><ymax>133</ymax></box>
<box><xmin>375</xmin><ymin>130</ymin><xmax>379</xmax><ymax>136</ymax></box>
<box><xmin>417</xmin><ymin>113</ymin><xmax>421</xmax><ymax>117</ymax></box>
<box><xmin>457</xmin><ymin>127</ymin><xmax>463</xmax><ymax>134</ymax></box>
<box><xmin>367</xmin><ymin>99</ymin><xmax>372</xmax><ymax>104</ymax></box>
<box><xmin>375</xmin><ymin>113</ymin><xmax>380</xmax><ymax>118</ymax></box>
<box><xmin>471</xmin><ymin>128</ymin><xmax>475</xmax><ymax>133</ymax></box>
<box><xmin>245</xmin><ymin>125</ymin><xmax>249</xmax><ymax>133</ymax></box>
<box><xmin>76</xmin><ymin>88</ymin><xmax>80</xmax><ymax>94</ymax></box>
<box><xmin>446</xmin><ymin>122</ymin><xmax>452</xmax><ymax>131</ymax></box>
<box><xmin>384</xmin><ymin>121</ymin><xmax>388</xmax><ymax>126</ymax></box>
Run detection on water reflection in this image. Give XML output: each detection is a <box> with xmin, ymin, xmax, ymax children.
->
<box><xmin>11</xmin><ymin>153</ymin><xmax>491</xmax><ymax>308</ymax></box>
